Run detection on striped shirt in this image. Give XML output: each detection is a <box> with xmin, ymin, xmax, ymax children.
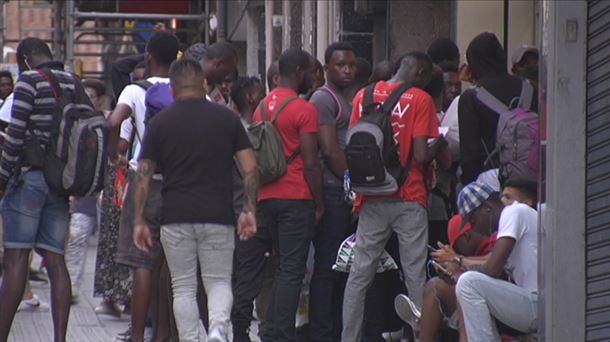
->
<box><xmin>0</xmin><ymin>63</ymin><xmax>93</xmax><ymax>185</ymax></box>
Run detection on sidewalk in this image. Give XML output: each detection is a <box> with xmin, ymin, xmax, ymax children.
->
<box><xmin>2</xmin><ymin>234</ymin><xmax>266</xmax><ymax>342</ymax></box>
<box><xmin>4</xmin><ymin>236</ymin><xmax>128</xmax><ymax>342</ymax></box>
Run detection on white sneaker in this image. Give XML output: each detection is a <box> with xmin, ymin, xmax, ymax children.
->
<box><xmin>17</xmin><ymin>294</ymin><xmax>50</xmax><ymax>312</ymax></box>
<box><xmin>394</xmin><ymin>294</ymin><xmax>421</xmax><ymax>330</ymax></box>
<box><xmin>208</xmin><ymin>325</ymin><xmax>228</xmax><ymax>342</ymax></box>
<box><xmin>381</xmin><ymin>328</ymin><xmax>404</xmax><ymax>341</ymax></box>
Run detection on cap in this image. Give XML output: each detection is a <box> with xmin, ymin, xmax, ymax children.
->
<box><xmin>448</xmin><ymin>214</ymin><xmax>473</xmax><ymax>248</ymax></box>
<box><xmin>457</xmin><ymin>182</ymin><xmax>496</xmax><ymax>218</ymax></box>
<box><xmin>511</xmin><ymin>45</ymin><xmax>539</xmax><ymax>66</ymax></box>
<box><xmin>184</xmin><ymin>43</ymin><xmax>207</xmax><ymax>62</ymax></box>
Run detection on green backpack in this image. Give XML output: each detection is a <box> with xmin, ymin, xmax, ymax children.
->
<box><xmin>247</xmin><ymin>96</ymin><xmax>299</xmax><ymax>184</ymax></box>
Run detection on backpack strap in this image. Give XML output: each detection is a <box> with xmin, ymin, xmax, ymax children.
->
<box><xmin>271</xmin><ymin>96</ymin><xmax>300</xmax><ymax>163</ymax></box>
<box><xmin>36</xmin><ymin>69</ymin><xmax>63</xmax><ymax>144</ymax></box>
<box><xmin>270</xmin><ymin>96</ymin><xmax>299</xmax><ymax>123</ymax></box>
<box><xmin>37</xmin><ymin>69</ymin><xmax>61</xmax><ymax>100</ymax></box>
<box><xmin>381</xmin><ymin>82</ymin><xmax>412</xmax><ymax>115</ymax></box>
<box><xmin>517</xmin><ymin>79</ymin><xmax>534</xmax><ymax>110</ymax></box>
<box><xmin>128</xmin><ymin>80</ymin><xmax>155</xmax><ymax>144</ymax></box>
<box><xmin>362</xmin><ymin>83</ymin><xmax>377</xmax><ymax>115</ymax></box>
<box><xmin>320</xmin><ymin>85</ymin><xmax>343</xmax><ymax>123</ymax></box>
<box><xmin>257</xmin><ymin>96</ymin><xmax>301</xmax><ymax>164</ymax></box>
<box><xmin>475</xmin><ymin>87</ymin><xmax>510</xmax><ymax>115</ymax></box>
<box><xmin>133</xmin><ymin>80</ymin><xmax>153</xmax><ymax>91</ymax></box>
<box><xmin>258</xmin><ymin>98</ymin><xmax>269</xmax><ymax>121</ymax></box>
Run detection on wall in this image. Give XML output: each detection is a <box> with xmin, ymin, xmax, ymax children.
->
<box><xmin>455</xmin><ymin>0</ymin><xmax>503</xmax><ymax>63</ymax></box>
<box><xmin>389</xmin><ymin>0</ymin><xmax>452</xmax><ymax>62</ymax></box>
<box><xmin>226</xmin><ymin>0</ymin><xmax>248</xmax><ymax>42</ymax></box>
<box><xmin>455</xmin><ymin>0</ymin><xmax>536</xmax><ymax>67</ymax></box>
<box><xmin>508</xmin><ymin>0</ymin><xmax>536</xmax><ymax>51</ymax></box>
<box><xmin>539</xmin><ymin>0</ymin><xmax>586</xmax><ymax>340</ymax></box>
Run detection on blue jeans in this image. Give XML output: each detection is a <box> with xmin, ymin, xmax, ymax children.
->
<box><xmin>1</xmin><ymin>170</ymin><xmax>69</xmax><ymax>254</ymax></box>
<box><xmin>309</xmin><ymin>186</ymin><xmax>353</xmax><ymax>342</ymax></box>
<box><xmin>260</xmin><ymin>199</ymin><xmax>315</xmax><ymax>342</ymax></box>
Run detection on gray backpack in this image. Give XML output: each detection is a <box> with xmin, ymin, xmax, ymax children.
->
<box><xmin>26</xmin><ymin>69</ymin><xmax>108</xmax><ymax>196</ymax></box>
<box><xmin>345</xmin><ymin>82</ymin><xmax>412</xmax><ymax>195</ymax></box>
<box><xmin>477</xmin><ymin>80</ymin><xmax>539</xmax><ymax>183</ymax></box>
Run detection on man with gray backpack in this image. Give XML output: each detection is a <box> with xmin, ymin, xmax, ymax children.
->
<box><xmin>458</xmin><ymin>32</ymin><xmax>538</xmax><ymax>187</ymax></box>
<box><xmin>0</xmin><ymin>37</ymin><xmax>104</xmax><ymax>342</ymax></box>
<box><xmin>342</xmin><ymin>52</ymin><xmax>448</xmax><ymax>342</ymax></box>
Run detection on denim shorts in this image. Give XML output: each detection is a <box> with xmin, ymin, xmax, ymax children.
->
<box><xmin>1</xmin><ymin>170</ymin><xmax>70</xmax><ymax>254</ymax></box>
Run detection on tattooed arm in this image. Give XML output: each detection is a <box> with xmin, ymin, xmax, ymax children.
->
<box><xmin>235</xmin><ymin>148</ymin><xmax>259</xmax><ymax>240</ymax></box>
<box><xmin>133</xmin><ymin>159</ymin><xmax>155</xmax><ymax>252</ymax></box>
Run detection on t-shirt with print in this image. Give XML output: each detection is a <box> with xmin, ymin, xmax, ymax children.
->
<box><xmin>116</xmin><ymin>76</ymin><xmax>169</xmax><ymax>165</ymax></box>
<box><xmin>496</xmin><ymin>202</ymin><xmax>538</xmax><ymax>291</ymax></box>
<box><xmin>252</xmin><ymin>87</ymin><xmax>319</xmax><ymax>201</ymax></box>
<box><xmin>310</xmin><ymin>84</ymin><xmax>352</xmax><ymax>187</ymax></box>
<box><xmin>350</xmin><ymin>81</ymin><xmax>440</xmax><ymax>208</ymax></box>
<box><xmin>139</xmin><ymin>98</ymin><xmax>252</xmax><ymax>226</ymax></box>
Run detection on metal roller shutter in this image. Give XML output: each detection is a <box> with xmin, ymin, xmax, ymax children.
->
<box><xmin>586</xmin><ymin>0</ymin><xmax>610</xmax><ymax>340</ymax></box>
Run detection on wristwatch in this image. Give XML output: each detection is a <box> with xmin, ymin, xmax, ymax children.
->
<box><xmin>453</xmin><ymin>255</ymin><xmax>463</xmax><ymax>266</ymax></box>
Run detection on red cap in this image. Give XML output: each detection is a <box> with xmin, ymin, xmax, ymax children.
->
<box><xmin>448</xmin><ymin>214</ymin><xmax>472</xmax><ymax>248</ymax></box>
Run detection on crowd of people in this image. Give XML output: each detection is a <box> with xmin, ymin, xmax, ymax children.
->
<box><xmin>0</xmin><ymin>26</ymin><xmax>540</xmax><ymax>342</ymax></box>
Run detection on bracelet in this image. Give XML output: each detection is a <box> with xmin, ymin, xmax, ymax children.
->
<box><xmin>453</xmin><ymin>255</ymin><xmax>463</xmax><ymax>266</ymax></box>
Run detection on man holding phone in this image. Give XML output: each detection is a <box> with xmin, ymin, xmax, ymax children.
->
<box><xmin>437</xmin><ymin>180</ymin><xmax>538</xmax><ymax>341</ymax></box>
<box><xmin>396</xmin><ymin>179</ymin><xmax>538</xmax><ymax>342</ymax></box>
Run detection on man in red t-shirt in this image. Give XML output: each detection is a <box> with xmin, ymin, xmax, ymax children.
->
<box><xmin>342</xmin><ymin>52</ymin><xmax>448</xmax><ymax>342</ymax></box>
<box><xmin>251</xmin><ymin>48</ymin><xmax>324</xmax><ymax>342</ymax></box>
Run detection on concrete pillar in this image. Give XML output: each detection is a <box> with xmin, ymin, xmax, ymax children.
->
<box><xmin>246</xmin><ymin>7</ymin><xmax>260</xmax><ymax>77</ymax></box>
<box><xmin>282</xmin><ymin>0</ymin><xmax>291</xmax><ymax>51</ymax></box>
<box><xmin>302</xmin><ymin>0</ymin><xmax>314</xmax><ymax>54</ymax></box>
<box><xmin>217</xmin><ymin>0</ymin><xmax>227</xmax><ymax>41</ymax></box>
<box><xmin>539</xmin><ymin>0</ymin><xmax>586</xmax><ymax>340</ymax></box>
<box><xmin>265</xmin><ymin>0</ymin><xmax>274</xmax><ymax>84</ymax></box>
<box><xmin>316</xmin><ymin>0</ymin><xmax>328</xmax><ymax>65</ymax></box>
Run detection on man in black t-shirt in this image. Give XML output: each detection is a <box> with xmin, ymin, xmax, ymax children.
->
<box><xmin>133</xmin><ymin>59</ymin><xmax>259</xmax><ymax>342</ymax></box>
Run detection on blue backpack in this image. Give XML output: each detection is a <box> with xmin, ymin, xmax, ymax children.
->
<box><xmin>144</xmin><ymin>82</ymin><xmax>174</xmax><ymax>125</ymax></box>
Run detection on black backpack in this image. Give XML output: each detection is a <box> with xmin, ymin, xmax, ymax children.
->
<box><xmin>345</xmin><ymin>82</ymin><xmax>412</xmax><ymax>195</ymax></box>
<box><xmin>25</xmin><ymin>69</ymin><xmax>108</xmax><ymax>196</ymax></box>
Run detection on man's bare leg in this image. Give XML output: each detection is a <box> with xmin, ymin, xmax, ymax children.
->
<box><xmin>0</xmin><ymin>248</ymin><xmax>30</xmax><ymax>341</ymax></box>
<box><xmin>44</xmin><ymin>250</ymin><xmax>72</xmax><ymax>342</ymax></box>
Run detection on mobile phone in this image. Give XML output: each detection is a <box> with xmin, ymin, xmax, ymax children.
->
<box><xmin>430</xmin><ymin>260</ymin><xmax>451</xmax><ymax>277</ymax></box>
<box><xmin>427</xmin><ymin>244</ymin><xmax>438</xmax><ymax>252</ymax></box>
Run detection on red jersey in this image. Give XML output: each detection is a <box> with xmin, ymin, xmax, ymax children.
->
<box><xmin>476</xmin><ymin>232</ymin><xmax>498</xmax><ymax>256</ymax></box>
<box><xmin>350</xmin><ymin>81</ymin><xmax>440</xmax><ymax>208</ymax></box>
<box><xmin>252</xmin><ymin>87</ymin><xmax>319</xmax><ymax>200</ymax></box>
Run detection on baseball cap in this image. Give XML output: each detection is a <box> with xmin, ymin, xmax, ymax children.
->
<box><xmin>184</xmin><ymin>43</ymin><xmax>207</xmax><ymax>62</ymax></box>
<box><xmin>511</xmin><ymin>45</ymin><xmax>539</xmax><ymax>66</ymax></box>
<box><xmin>447</xmin><ymin>214</ymin><xmax>473</xmax><ymax>248</ymax></box>
<box><xmin>457</xmin><ymin>182</ymin><xmax>496</xmax><ymax>219</ymax></box>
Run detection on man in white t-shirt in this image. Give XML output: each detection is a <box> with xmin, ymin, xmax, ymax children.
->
<box><xmin>442</xmin><ymin>181</ymin><xmax>538</xmax><ymax>342</ymax></box>
<box><xmin>106</xmin><ymin>31</ymin><xmax>179</xmax><ymax>342</ymax></box>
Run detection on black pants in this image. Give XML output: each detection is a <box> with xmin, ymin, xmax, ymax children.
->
<box><xmin>309</xmin><ymin>187</ymin><xmax>354</xmax><ymax>342</ymax></box>
<box><xmin>260</xmin><ymin>199</ymin><xmax>315</xmax><ymax>342</ymax></box>
<box><xmin>231</xmin><ymin>225</ymin><xmax>273</xmax><ymax>341</ymax></box>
